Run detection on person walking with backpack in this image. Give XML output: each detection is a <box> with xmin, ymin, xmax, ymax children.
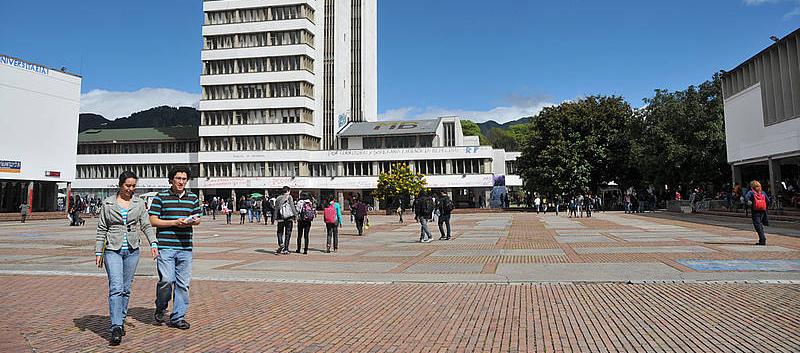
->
<box><xmin>351</xmin><ymin>195</ymin><xmax>368</xmax><ymax>236</ymax></box>
<box><xmin>323</xmin><ymin>195</ymin><xmax>343</xmax><ymax>253</ymax></box>
<box><xmin>745</xmin><ymin>180</ymin><xmax>770</xmax><ymax>246</ymax></box>
<box><xmin>437</xmin><ymin>191</ymin><xmax>454</xmax><ymax>240</ymax></box>
<box><xmin>415</xmin><ymin>191</ymin><xmax>434</xmax><ymax>243</ymax></box>
<box><xmin>295</xmin><ymin>193</ymin><xmax>314</xmax><ymax>254</ymax></box>
<box><xmin>274</xmin><ymin>186</ymin><xmax>298</xmax><ymax>255</ymax></box>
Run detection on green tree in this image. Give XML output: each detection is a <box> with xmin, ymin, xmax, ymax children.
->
<box><xmin>487</xmin><ymin>127</ymin><xmax>519</xmax><ymax>151</ymax></box>
<box><xmin>635</xmin><ymin>74</ymin><xmax>727</xmax><ymax>190</ymax></box>
<box><xmin>516</xmin><ymin>96</ymin><xmax>638</xmax><ymax>195</ymax></box>
<box><xmin>372</xmin><ymin>163</ymin><xmax>427</xmax><ymax>207</ymax></box>
<box><xmin>460</xmin><ymin>120</ymin><xmax>490</xmax><ymax>145</ymax></box>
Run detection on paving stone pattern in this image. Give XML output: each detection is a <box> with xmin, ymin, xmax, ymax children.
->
<box><xmin>0</xmin><ymin>276</ymin><xmax>798</xmax><ymax>352</ymax></box>
<box><xmin>1</xmin><ymin>212</ymin><xmax>799</xmax><ymax>351</ymax></box>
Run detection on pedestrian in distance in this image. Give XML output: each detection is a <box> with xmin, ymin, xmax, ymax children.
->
<box><xmin>262</xmin><ymin>195</ymin><xmax>272</xmax><ymax>225</ymax></box>
<box><xmin>437</xmin><ymin>191</ymin><xmax>454</xmax><ymax>240</ymax></box>
<box><xmin>323</xmin><ymin>195</ymin><xmax>343</xmax><ymax>253</ymax></box>
<box><xmin>274</xmin><ymin>186</ymin><xmax>298</xmax><ymax>255</ymax></box>
<box><xmin>745</xmin><ymin>180</ymin><xmax>770</xmax><ymax>246</ymax></box>
<box><xmin>254</xmin><ymin>198</ymin><xmax>262</xmax><ymax>223</ymax></box>
<box><xmin>149</xmin><ymin>166</ymin><xmax>201</xmax><ymax>331</ymax></box>
<box><xmin>396</xmin><ymin>197</ymin><xmax>405</xmax><ymax>223</ymax></box>
<box><xmin>415</xmin><ymin>191</ymin><xmax>435</xmax><ymax>242</ymax></box>
<box><xmin>210</xmin><ymin>197</ymin><xmax>217</xmax><ymax>220</ymax></box>
<box><xmin>19</xmin><ymin>202</ymin><xmax>29</xmax><ymax>223</ymax></box>
<box><xmin>351</xmin><ymin>195</ymin><xmax>369</xmax><ymax>236</ymax></box>
<box><xmin>238</xmin><ymin>196</ymin><xmax>247</xmax><ymax>224</ymax></box>
<box><xmin>222</xmin><ymin>199</ymin><xmax>232</xmax><ymax>224</ymax></box>
<box><xmin>96</xmin><ymin>171</ymin><xmax>159</xmax><ymax>346</ymax></box>
<box><xmin>295</xmin><ymin>192</ymin><xmax>315</xmax><ymax>254</ymax></box>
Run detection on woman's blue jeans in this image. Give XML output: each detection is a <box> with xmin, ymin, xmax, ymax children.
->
<box><xmin>104</xmin><ymin>248</ymin><xmax>140</xmax><ymax>328</ymax></box>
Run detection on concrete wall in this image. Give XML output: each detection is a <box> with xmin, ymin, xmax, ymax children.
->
<box><xmin>724</xmin><ymin>83</ymin><xmax>800</xmax><ymax>163</ymax></box>
<box><xmin>0</xmin><ymin>56</ymin><xmax>81</xmax><ymax>183</ymax></box>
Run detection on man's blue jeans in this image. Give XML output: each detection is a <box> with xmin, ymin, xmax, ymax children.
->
<box><xmin>419</xmin><ymin>218</ymin><xmax>432</xmax><ymax>241</ymax></box>
<box><xmin>156</xmin><ymin>249</ymin><xmax>192</xmax><ymax>323</ymax></box>
<box><xmin>104</xmin><ymin>248</ymin><xmax>140</xmax><ymax>328</ymax></box>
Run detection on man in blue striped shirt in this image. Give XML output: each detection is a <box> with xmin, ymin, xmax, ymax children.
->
<box><xmin>149</xmin><ymin>166</ymin><xmax>201</xmax><ymax>330</ymax></box>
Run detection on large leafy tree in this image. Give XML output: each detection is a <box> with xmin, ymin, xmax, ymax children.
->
<box><xmin>372</xmin><ymin>163</ymin><xmax>427</xmax><ymax>207</ymax></box>
<box><xmin>487</xmin><ymin>127</ymin><xmax>519</xmax><ymax>151</ymax></box>
<box><xmin>460</xmin><ymin>120</ymin><xmax>490</xmax><ymax>145</ymax></box>
<box><xmin>516</xmin><ymin>96</ymin><xmax>637</xmax><ymax>195</ymax></box>
<box><xmin>634</xmin><ymin>74</ymin><xmax>727</xmax><ymax>190</ymax></box>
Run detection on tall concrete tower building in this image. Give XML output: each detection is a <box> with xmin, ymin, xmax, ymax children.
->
<box><xmin>198</xmin><ymin>0</ymin><xmax>376</xmax><ymax>196</ymax></box>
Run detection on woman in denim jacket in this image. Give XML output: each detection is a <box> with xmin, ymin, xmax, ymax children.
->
<box><xmin>95</xmin><ymin>171</ymin><xmax>158</xmax><ymax>345</ymax></box>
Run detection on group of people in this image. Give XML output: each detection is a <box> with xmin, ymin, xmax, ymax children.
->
<box><xmin>270</xmin><ymin>188</ymin><xmax>371</xmax><ymax>254</ymax></box>
<box><xmin>623</xmin><ymin>190</ymin><xmax>659</xmax><ymax>214</ymax></box>
<box><xmin>412</xmin><ymin>190</ymin><xmax>455</xmax><ymax>242</ymax></box>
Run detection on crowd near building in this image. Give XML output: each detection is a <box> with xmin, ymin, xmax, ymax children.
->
<box><xmin>72</xmin><ymin>0</ymin><xmax>522</xmax><ymax>210</ymax></box>
<box><xmin>0</xmin><ymin>54</ymin><xmax>81</xmax><ymax>213</ymax></box>
<box><xmin>722</xmin><ymin>28</ymin><xmax>800</xmax><ymax>209</ymax></box>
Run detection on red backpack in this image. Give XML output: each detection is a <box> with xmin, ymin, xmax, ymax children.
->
<box><xmin>752</xmin><ymin>192</ymin><xmax>767</xmax><ymax>211</ymax></box>
<box><xmin>324</xmin><ymin>204</ymin><xmax>337</xmax><ymax>224</ymax></box>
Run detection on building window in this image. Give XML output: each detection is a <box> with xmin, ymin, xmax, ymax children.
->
<box><xmin>414</xmin><ymin>160</ymin><xmax>446</xmax><ymax>175</ymax></box>
<box><xmin>443</xmin><ymin>122</ymin><xmax>456</xmax><ymax>147</ymax></box>
<box><xmin>506</xmin><ymin>161</ymin><xmax>517</xmax><ymax>175</ymax></box>
<box><xmin>384</xmin><ymin>136</ymin><xmax>416</xmax><ymax>148</ymax></box>
<box><xmin>452</xmin><ymin>159</ymin><xmax>483</xmax><ymax>174</ymax></box>
<box><xmin>379</xmin><ymin>161</ymin><xmax>407</xmax><ymax>174</ymax></box>
<box><xmin>309</xmin><ymin>163</ymin><xmax>338</xmax><ymax>177</ymax></box>
<box><xmin>344</xmin><ymin>162</ymin><xmax>374</xmax><ymax>176</ymax></box>
<box><xmin>268</xmin><ymin>162</ymin><xmax>299</xmax><ymax>177</ymax></box>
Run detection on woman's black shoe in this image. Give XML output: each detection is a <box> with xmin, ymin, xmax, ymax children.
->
<box><xmin>109</xmin><ymin>326</ymin><xmax>123</xmax><ymax>345</ymax></box>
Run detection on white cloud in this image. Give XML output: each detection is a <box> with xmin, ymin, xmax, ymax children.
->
<box><xmin>80</xmin><ymin>88</ymin><xmax>200</xmax><ymax>119</ymax></box>
<box><xmin>743</xmin><ymin>0</ymin><xmax>779</xmax><ymax>5</ymax></box>
<box><xmin>742</xmin><ymin>0</ymin><xmax>800</xmax><ymax>18</ymax></box>
<box><xmin>379</xmin><ymin>98</ymin><xmax>555</xmax><ymax>124</ymax></box>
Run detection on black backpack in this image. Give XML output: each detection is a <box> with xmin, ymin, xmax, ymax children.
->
<box><xmin>441</xmin><ymin>197</ymin><xmax>454</xmax><ymax>213</ymax></box>
<box><xmin>421</xmin><ymin>197</ymin><xmax>434</xmax><ymax>216</ymax></box>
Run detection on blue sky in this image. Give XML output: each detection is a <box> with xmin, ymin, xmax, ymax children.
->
<box><xmin>1</xmin><ymin>0</ymin><xmax>797</xmax><ymax>122</ymax></box>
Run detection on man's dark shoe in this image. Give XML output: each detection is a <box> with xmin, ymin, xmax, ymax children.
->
<box><xmin>756</xmin><ymin>242</ymin><xmax>766</xmax><ymax>246</ymax></box>
<box><xmin>109</xmin><ymin>326</ymin><xmax>123</xmax><ymax>345</ymax></box>
<box><xmin>154</xmin><ymin>309</ymin><xmax>165</xmax><ymax>324</ymax></box>
<box><xmin>169</xmin><ymin>320</ymin><xmax>191</xmax><ymax>330</ymax></box>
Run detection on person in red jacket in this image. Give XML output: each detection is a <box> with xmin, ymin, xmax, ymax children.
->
<box><xmin>744</xmin><ymin>180</ymin><xmax>770</xmax><ymax>246</ymax></box>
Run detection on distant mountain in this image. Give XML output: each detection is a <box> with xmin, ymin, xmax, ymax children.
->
<box><xmin>79</xmin><ymin>106</ymin><xmax>200</xmax><ymax>132</ymax></box>
<box><xmin>78</xmin><ymin>113</ymin><xmax>112</xmax><ymax>132</ymax></box>
<box><xmin>476</xmin><ymin>116</ymin><xmax>531</xmax><ymax>136</ymax></box>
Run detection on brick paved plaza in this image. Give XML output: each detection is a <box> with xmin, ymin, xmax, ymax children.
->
<box><xmin>0</xmin><ymin>212</ymin><xmax>798</xmax><ymax>352</ymax></box>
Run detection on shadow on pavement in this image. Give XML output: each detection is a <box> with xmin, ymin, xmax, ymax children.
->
<box><xmin>72</xmin><ymin>315</ymin><xmax>108</xmax><ymax>339</ymax></box>
<box><xmin>128</xmin><ymin>307</ymin><xmax>160</xmax><ymax>326</ymax></box>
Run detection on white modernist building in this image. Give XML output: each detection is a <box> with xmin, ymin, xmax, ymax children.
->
<box><xmin>74</xmin><ymin>117</ymin><xmax>522</xmax><ymax>209</ymax></box>
<box><xmin>73</xmin><ymin>0</ymin><xmax>522</xmax><ymax>208</ymax></box>
<box><xmin>721</xmin><ymin>28</ymin><xmax>800</xmax><ymax>202</ymax></box>
<box><xmin>0</xmin><ymin>54</ymin><xmax>81</xmax><ymax>213</ymax></box>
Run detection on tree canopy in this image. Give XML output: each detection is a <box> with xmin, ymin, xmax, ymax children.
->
<box><xmin>372</xmin><ymin>163</ymin><xmax>427</xmax><ymax>206</ymax></box>
<box><xmin>514</xmin><ymin>74</ymin><xmax>727</xmax><ymax>196</ymax></box>
<box><xmin>460</xmin><ymin>120</ymin><xmax>490</xmax><ymax>145</ymax></box>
